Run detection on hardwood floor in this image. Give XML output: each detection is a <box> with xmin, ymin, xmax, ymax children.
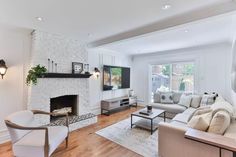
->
<box><xmin>0</xmin><ymin>107</ymin><xmax>143</xmax><ymax>157</ymax></box>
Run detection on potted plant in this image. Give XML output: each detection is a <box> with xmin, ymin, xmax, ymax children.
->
<box><xmin>26</xmin><ymin>65</ymin><xmax>47</xmax><ymax>85</ymax></box>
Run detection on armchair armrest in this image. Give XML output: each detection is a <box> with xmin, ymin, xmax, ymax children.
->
<box><xmin>32</xmin><ymin>110</ymin><xmax>51</xmax><ymax>115</ymax></box>
<box><xmin>5</xmin><ymin>120</ymin><xmax>49</xmax><ymax>157</ymax></box>
<box><xmin>5</xmin><ymin>119</ymin><xmax>48</xmax><ymax>131</ymax></box>
<box><xmin>32</xmin><ymin>110</ymin><xmax>69</xmax><ymax>127</ymax></box>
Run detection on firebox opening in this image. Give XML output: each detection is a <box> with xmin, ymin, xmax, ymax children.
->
<box><xmin>50</xmin><ymin>95</ymin><xmax>78</xmax><ymax>121</ymax></box>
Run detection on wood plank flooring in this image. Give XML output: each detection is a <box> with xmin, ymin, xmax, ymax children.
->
<box><xmin>0</xmin><ymin>107</ymin><xmax>143</xmax><ymax>157</ymax></box>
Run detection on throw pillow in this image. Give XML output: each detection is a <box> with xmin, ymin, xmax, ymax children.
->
<box><xmin>190</xmin><ymin>95</ymin><xmax>202</xmax><ymax>108</ymax></box>
<box><xmin>211</xmin><ymin>101</ymin><xmax>234</xmax><ymax>117</ymax></box>
<box><xmin>200</xmin><ymin>93</ymin><xmax>218</xmax><ymax>106</ymax></box>
<box><xmin>160</xmin><ymin>92</ymin><xmax>173</xmax><ymax>104</ymax></box>
<box><xmin>178</xmin><ymin>94</ymin><xmax>192</xmax><ymax>108</ymax></box>
<box><xmin>215</xmin><ymin>95</ymin><xmax>225</xmax><ymax>103</ymax></box>
<box><xmin>172</xmin><ymin>92</ymin><xmax>182</xmax><ymax>104</ymax></box>
<box><xmin>200</xmin><ymin>95</ymin><xmax>207</xmax><ymax>106</ymax></box>
<box><xmin>188</xmin><ymin>112</ymin><xmax>212</xmax><ymax>131</ymax></box>
<box><xmin>153</xmin><ymin>92</ymin><xmax>161</xmax><ymax>103</ymax></box>
<box><xmin>208</xmin><ymin>111</ymin><xmax>230</xmax><ymax>135</ymax></box>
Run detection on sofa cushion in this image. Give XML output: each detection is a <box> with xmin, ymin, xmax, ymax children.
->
<box><xmin>151</xmin><ymin>103</ymin><xmax>187</xmax><ymax>114</ymax></box>
<box><xmin>178</xmin><ymin>94</ymin><xmax>192</xmax><ymax>108</ymax></box>
<box><xmin>172</xmin><ymin>92</ymin><xmax>182</xmax><ymax>104</ymax></box>
<box><xmin>182</xmin><ymin>107</ymin><xmax>197</xmax><ymax>116</ymax></box>
<box><xmin>208</xmin><ymin>110</ymin><xmax>230</xmax><ymax>135</ymax></box>
<box><xmin>193</xmin><ymin>107</ymin><xmax>212</xmax><ymax>117</ymax></box>
<box><xmin>188</xmin><ymin>112</ymin><xmax>212</xmax><ymax>131</ymax></box>
<box><xmin>153</xmin><ymin>92</ymin><xmax>161</xmax><ymax>103</ymax></box>
<box><xmin>160</xmin><ymin>92</ymin><xmax>174</xmax><ymax>104</ymax></box>
<box><xmin>190</xmin><ymin>95</ymin><xmax>202</xmax><ymax>108</ymax></box>
<box><xmin>173</xmin><ymin>114</ymin><xmax>190</xmax><ymax>124</ymax></box>
<box><xmin>170</xmin><ymin>121</ymin><xmax>188</xmax><ymax>130</ymax></box>
<box><xmin>13</xmin><ymin>126</ymin><xmax>68</xmax><ymax>157</ymax></box>
<box><xmin>173</xmin><ymin>108</ymin><xmax>196</xmax><ymax>124</ymax></box>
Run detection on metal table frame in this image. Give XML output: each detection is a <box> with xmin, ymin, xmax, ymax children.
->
<box><xmin>131</xmin><ymin>110</ymin><xmax>166</xmax><ymax>135</ymax></box>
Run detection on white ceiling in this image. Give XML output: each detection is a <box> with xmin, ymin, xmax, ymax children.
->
<box><xmin>101</xmin><ymin>14</ymin><xmax>235</xmax><ymax>55</ymax></box>
<box><xmin>0</xmin><ymin>0</ymin><xmax>233</xmax><ymax>41</ymax></box>
<box><xmin>0</xmin><ymin>0</ymin><xmax>235</xmax><ymax>55</ymax></box>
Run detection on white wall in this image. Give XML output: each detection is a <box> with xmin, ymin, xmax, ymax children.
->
<box><xmin>0</xmin><ymin>28</ymin><xmax>133</xmax><ymax>143</ymax></box>
<box><xmin>0</xmin><ymin>25</ymin><xmax>31</xmax><ymax>143</ymax></box>
<box><xmin>132</xmin><ymin>42</ymin><xmax>233</xmax><ymax>104</ymax></box>
<box><xmin>88</xmin><ymin>48</ymin><xmax>132</xmax><ymax>114</ymax></box>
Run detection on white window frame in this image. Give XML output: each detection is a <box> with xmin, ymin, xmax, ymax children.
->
<box><xmin>149</xmin><ymin>60</ymin><xmax>196</xmax><ymax>103</ymax></box>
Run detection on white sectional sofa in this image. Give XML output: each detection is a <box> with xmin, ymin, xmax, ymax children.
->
<box><xmin>150</xmin><ymin>92</ymin><xmax>200</xmax><ymax>118</ymax></box>
<box><xmin>158</xmin><ymin>96</ymin><xmax>236</xmax><ymax>157</ymax></box>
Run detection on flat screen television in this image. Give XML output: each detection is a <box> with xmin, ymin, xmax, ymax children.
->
<box><xmin>103</xmin><ymin>65</ymin><xmax>130</xmax><ymax>91</ymax></box>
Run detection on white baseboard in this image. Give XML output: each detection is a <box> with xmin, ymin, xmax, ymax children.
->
<box><xmin>0</xmin><ymin>129</ymin><xmax>10</xmax><ymax>144</ymax></box>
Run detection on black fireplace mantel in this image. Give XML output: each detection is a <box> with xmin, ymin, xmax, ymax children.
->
<box><xmin>39</xmin><ymin>73</ymin><xmax>92</xmax><ymax>78</ymax></box>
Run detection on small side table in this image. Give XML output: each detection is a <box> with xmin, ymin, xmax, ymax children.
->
<box><xmin>185</xmin><ymin>128</ymin><xmax>236</xmax><ymax>157</ymax></box>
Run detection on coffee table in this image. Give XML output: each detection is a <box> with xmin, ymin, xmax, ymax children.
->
<box><xmin>131</xmin><ymin>108</ymin><xmax>166</xmax><ymax>135</ymax></box>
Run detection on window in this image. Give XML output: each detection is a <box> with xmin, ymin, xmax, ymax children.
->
<box><xmin>151</xmin><ymin>62</ymin><xmax>194</xmax><ymax>100</ymax></box>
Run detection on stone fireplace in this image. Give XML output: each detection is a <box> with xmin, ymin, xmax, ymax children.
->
<box><xmin>27</xmin><ymin>30</ymin><xmax>97</xmax><ymax>131</ymax></box>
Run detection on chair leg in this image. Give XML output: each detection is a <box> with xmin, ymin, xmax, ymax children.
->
<box><xmin>45</xmin><ymin>145</ymin><xmax>49</xmax><ymax>157</ymax></box>
<box><xmin>44</xmin><ymin>151</ymin><xmax>49</xmax><ymax>157</ymax></box>
<box><xmin>66</xmin><ymin>136</ymin><xmax>69</xmax><ymax>148</ymax></box>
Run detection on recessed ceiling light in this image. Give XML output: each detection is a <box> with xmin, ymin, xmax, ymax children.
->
<box><xmin>184</xmin><ymin>30</ymin><xmax>189</xmax><ymax>33</ymax></box>
<box><xmin>162</xmin><ymin>4</ymin><xmax>171</xmax><ymax>10</ymax></box>
<box><xmin>36</xmin><ymin>17</ymin><xmax>43</xmax><ymax>21</ymax></box>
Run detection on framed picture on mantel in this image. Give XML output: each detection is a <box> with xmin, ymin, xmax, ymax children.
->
<box><xmin>72</xmin><ymin>62</ymin><xmax>83</xmax><ymax>74</ymax></box>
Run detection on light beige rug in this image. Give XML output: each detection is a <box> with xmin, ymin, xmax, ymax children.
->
<box><xmin>96</xmin><ymin>117</ymin><xmax>166</xmax><ymax>157</ymax></box>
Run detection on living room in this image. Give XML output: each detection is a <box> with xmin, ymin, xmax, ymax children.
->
<box><xmin>1</xmin><ymin>0</ymin><xmax>236</xmax><ymax>157</ymax></box>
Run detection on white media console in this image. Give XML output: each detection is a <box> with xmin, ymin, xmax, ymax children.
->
<box><xmin>101</xmin><ymin>96</ymin><xmax>138</xmax><ymax>115</ymax></box>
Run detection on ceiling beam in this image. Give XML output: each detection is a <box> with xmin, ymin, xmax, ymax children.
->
<box><xmin>88</xmin><ymin>1</ymin><xmax>236</xmax><ymax>48</ymax></box>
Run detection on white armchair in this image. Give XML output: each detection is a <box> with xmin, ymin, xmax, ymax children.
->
<box><xmin>5</xmin><ymin>110</ymin><xmax>69</xmax><ymax>157</ymax></box>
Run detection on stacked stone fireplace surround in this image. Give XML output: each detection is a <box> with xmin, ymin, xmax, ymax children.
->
<box><xmin>27</xmin><ymin>31</ymin><xmax>97</xmax><ymax>131</ymax></box>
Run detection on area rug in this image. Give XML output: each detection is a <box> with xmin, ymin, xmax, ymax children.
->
<box><xmin>96</xmin><ymin>117</ymin><xmax>168</xmax><ymax>157</ymax></box>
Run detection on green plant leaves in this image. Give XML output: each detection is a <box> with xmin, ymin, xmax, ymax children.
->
<box><xmin>26</xmin><ymin>65</ymin><xmax>47</xmax><ymax>85</ymax></box>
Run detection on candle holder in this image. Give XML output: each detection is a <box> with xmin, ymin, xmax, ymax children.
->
<box><xmin>147</xmin><ymin>105</ymin><xmax>152</xmax><ymax>113</ymax></box>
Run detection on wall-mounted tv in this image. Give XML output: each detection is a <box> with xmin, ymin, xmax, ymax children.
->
<box><xmin>103</xmin><ymin>65</ymin><xmax>130</xmax><ymax>91</ymax></box>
